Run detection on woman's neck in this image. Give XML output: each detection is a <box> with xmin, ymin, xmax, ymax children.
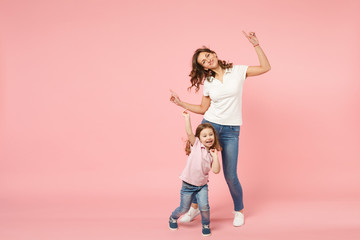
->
<box><xmin>212</xmin><ymin>66</ymin><xmax>225</xmax><ymax>79</ymax></box>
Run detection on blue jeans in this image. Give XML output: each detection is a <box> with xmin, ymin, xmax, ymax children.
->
<box><xmin>171</xmin><ymin>181</ymin><xmax>210</xmax><ymax>225</ymax></box>
<box><xmin>193</xmin><ymin>119</ymin><xmax>244</xmax><ymax>211</ymax></box>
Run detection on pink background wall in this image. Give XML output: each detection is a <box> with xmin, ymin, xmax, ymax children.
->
<box><xmin>1</xmin><ymin>0</ymin><xmax>360</xmax><ymax>238</ymax></box>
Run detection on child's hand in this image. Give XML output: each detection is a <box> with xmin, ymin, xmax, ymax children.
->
<box><xmin>182</xmin><ymin>110</ymin><xmax>190</xmax><ymax>118</ymax></box>
<box><xmin>210</xmin><ymin>148</ymin><xmax>217</xmax><ymax>156</ymax></box>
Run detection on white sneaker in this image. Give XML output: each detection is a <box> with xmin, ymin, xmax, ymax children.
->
<box><xmin>179</xmin><ymin>207</ymin><xmax>200</xmax><ymax>223</ymax></box>
<box><xmin>233</xmin><ymin>211</ymin><xmax>244</xmax><ymax>227</ymax></box>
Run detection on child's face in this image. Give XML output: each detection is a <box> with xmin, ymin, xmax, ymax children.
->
<box><xmin>199</xmin><ymin>128</ymin><xmax>215</xmax><ymax>149</ymax></box>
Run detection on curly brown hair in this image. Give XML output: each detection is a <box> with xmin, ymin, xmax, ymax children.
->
<box><xmin>188</xmin><ymin>47</ymin><xmax>233</xmax><ymax>92</ymax></box>
<box><xmin>185</xmin><ymin>123</ymin><xmax>222</xmax><ymax>156</ymax></box>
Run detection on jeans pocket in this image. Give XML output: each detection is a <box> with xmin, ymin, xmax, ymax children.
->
<box><xmin>230</xmin><ymin>126</ymin><xmax>240</xmax><ymax>134</ymax></box>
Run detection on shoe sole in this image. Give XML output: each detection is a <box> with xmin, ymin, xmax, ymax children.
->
<box><xmin>179</xmin><ymin>212</ymin><xmax>201</xmax><ymax>223</ymax></box>
<box><xmin>169</xmin><ymin>227</ymin><xmax>178</xmax><ymax>230</ymax></box>
<box><xmin>202</xmin><ymin>233</ymin><xmax>212</xmax><ymax>237</ymax></box>
<box><xmin>233</xmin><ymin>222</ymin><xmax>245</xmax><ymax>227</ymax></box>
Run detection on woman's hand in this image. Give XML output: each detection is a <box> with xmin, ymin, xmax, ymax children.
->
<box><xmin>169</xmin><ymin>90</ymin><xmax>211</xmax><ymax>114</ymax></box>
<box><xmin>243</xmin><ymin>31</ymin><xmax>271</xmax><ymax>76</ymax></box>
<box><xmin>170</xmin><ymin>89</ymin><xmax>182</xmax><ymax>106</ymax></box>
<box><xmin>242</xmin><ymin>31</ymin><xmax>259</xmax><ymax>46</ymax></box>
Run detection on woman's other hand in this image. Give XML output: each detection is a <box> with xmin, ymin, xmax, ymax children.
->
<box><xmin>170</xmin><ymin>89</ymin><xmax>182</xmax><ymax>106</ymax></box>
<box><xmin>242</xmin><ymin>31</ymin><xmax>259</xmax><ymax>46</ymax></box>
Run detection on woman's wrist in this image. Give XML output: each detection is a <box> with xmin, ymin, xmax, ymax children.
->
<box><xmin>253</xmin><ymin>44</ymin><xmax>260</xmax><ymax>47</ymax></box>
<box><xmin>179</xmin><ymin>101</ymin><xmax>186</xmax><ymax>109</ymax></box>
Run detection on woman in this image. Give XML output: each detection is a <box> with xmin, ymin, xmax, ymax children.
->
<box><xmin>170</xmin><ymin>31</ymin><xmax>271</xmax><ymax>227</ymax></box>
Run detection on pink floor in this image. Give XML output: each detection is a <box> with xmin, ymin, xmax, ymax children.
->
<box><xmin>1</xmin><ymin>197</ymin><xmax>359</xmax><ymax>240</ymax></box>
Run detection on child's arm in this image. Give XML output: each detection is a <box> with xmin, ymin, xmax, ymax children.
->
<box><xmin>210</xmin><ymin>149</ymin><xmax>221</xmax><ymax>174</ymax></box>
<box><xmin>182</xmin><ymin>110</ymin><xmax>196</xmax><ymax>146</ymax></box>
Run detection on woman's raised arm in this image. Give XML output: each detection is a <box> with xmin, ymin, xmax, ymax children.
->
<box><xmin>242</xmin><ymin>31</ymin><xmax>271</xmax><ymax>77</ymax></box>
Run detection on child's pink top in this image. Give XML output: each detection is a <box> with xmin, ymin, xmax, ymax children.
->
<box><xmin>179</xmin><ymin>138</ymin><xmax>213</xmax><ymax>186</ymax></box>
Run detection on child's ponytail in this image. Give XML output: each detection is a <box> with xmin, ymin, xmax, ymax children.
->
<box><xmin>185</xmin><ymin>140</ymin><xmax>191</xmax><ymax>156</ymax></box>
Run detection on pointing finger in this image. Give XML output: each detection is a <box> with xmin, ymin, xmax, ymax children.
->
<box><xmin>242</xmin><ymin>31</ymin><xmax>249</xmax><ymax>38</ymax></box>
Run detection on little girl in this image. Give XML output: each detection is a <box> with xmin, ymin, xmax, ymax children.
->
<box><xmin>169</xmin><ymin>110</ymin><xmax>221</xmax><ymax>236</ymax></box>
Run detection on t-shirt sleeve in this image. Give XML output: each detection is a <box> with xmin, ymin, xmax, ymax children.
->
<box><xmin>236</xmin><ymin>65</ymin><xmax>248</xmax><ymax>83</ymax></box>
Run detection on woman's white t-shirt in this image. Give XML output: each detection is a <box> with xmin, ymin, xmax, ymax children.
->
<box><xmin>203</xmin><ymin>65</ymin><xmax>248</xmax><ymax>126</ymax></box>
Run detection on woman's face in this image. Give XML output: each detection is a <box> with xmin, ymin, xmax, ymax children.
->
<box><xmin>197</xmin><ymin>51</ymin><xmax>218</xmax><ymax>70</ymax></box>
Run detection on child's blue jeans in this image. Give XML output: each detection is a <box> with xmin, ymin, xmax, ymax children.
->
<box><xmin>170</xmin><ymin>181</ymin><xmax>210</xmax><ymax>225</ymax></box>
